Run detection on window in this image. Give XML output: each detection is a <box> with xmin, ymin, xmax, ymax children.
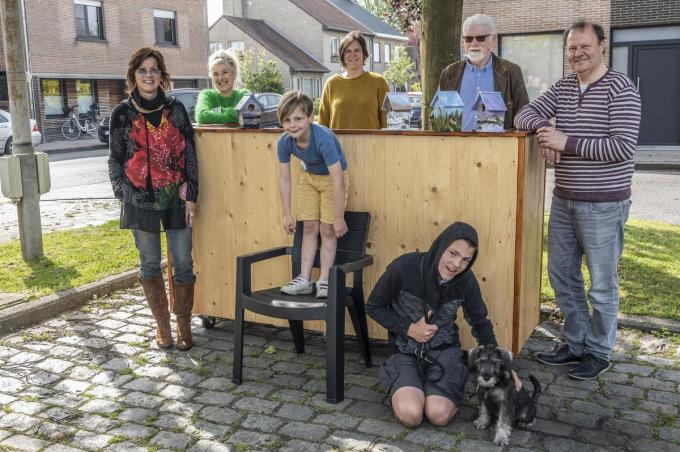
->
<box><xmin>42</xmin><ymin>79</ymin><xmax>66</xmax><ymax>116</ymax></box>
<box><xmin>373</xmin><ymin>42</ymin><xmax>380</xmax><ymax>63</ymax></box>
<box><xmin>315</xmin><ymin>78</ymin><xmax>321</xmax><ymax>97</ymax></box>
<box><xmin>228</xmin><ymin>41</ymin><xmax>245</xmax><ymax>52</ymax></box>
<box><xmin>74</xmin><ymin>0</ymin><xmax>103</xmax><ymax>39</ymax></box>
<box><xmin>210</xmin><ymin>42</ymin><xmax>223</xmax><ymax>54</ymax></box>
<box><xmin>76</xmin><ymin>80</ymin><xmax>95</xmax><ymax>113</ymax></box>
<box><xmin>0</xmin><ymin>72</ymin><xmax>7</xmax><ymax>102</ymax></box>
<box><xmin>384</xmin><ymin>43</ymin><xmax>391</xmax><ymax>63</ymax></box>
<box><xmin>303</xmin><ymin>78</ymin><xmax>313</xmax><ymax>97</ymax></box>
<box><xmin>500</xmin><ymin>33</ymin><xmax>563</xmax><ymax>101</ymax></box>
<box><xmin>154</xmin><ymin>9</ymin><xmax>177</xmax><ymax>46</ymax></box>
<box><xmin>330</xmin><ymin>37</ymin><xmax>339</xmax><ymax>61</ymax></box>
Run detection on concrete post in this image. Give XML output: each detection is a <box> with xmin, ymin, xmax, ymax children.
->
<box><xmin>1</xmin><ymin>0</ymin><xmax>43</xmax><ymax>260</ymax></box>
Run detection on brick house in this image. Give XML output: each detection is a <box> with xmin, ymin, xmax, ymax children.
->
<box><xmin>0</xmin><ymin>0</ymin><xmax>209</xmax><ymax>142</ymax></box>
<box><xmin>464</xmin><ymin>0</ymin><xmax>680</xmax><ymax>147</ymax></box>
<box><xmin>210</xmin><ymin>0</ymin><xmax>406</xmax><ymax>98</ymax></box>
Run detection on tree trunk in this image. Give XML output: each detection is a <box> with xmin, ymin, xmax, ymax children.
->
<box><xmin>420</xmin><ymin>0</ymin><xmax>463</xmax><ymax>129</ymax></box>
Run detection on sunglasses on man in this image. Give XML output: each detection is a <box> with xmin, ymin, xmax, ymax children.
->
<box><xmin>463</xmin><ymin>34</ymin><xmax>491</xmax><ymax>43</ymax></box>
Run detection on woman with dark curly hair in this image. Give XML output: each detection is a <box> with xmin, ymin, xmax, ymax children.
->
<box><xmin>108</xmin><ymin>47</ymin><xmax>198</xmax><ymax>351</ymax></box>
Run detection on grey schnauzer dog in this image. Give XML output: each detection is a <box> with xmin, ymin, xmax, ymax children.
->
<box><xmin>468</xmin><ymin>344</ymin><xmax>542</xmax><ymax>446</ymax></box>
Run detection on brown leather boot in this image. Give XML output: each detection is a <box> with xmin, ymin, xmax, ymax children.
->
<box><xmin>173</xmin><ymin>280</ymin><xmax>195</xmax><ymax>351</ymax></box>
<box><xmin>139</xmin><ymin>275</ymin><xmax>173</xmax><ymax>349</ymax></box>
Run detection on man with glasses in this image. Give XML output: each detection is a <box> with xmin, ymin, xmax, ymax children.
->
<box><xmin>514</xmin><ymin>21</ymin><xmax>641</xmax><ymax>380</ymax></box>
<box><xmin>439</xmin><ymin>14</ymin><xmax>529</xmax><ymax>131</ymax></box>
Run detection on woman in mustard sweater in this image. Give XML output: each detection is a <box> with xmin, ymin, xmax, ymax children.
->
<box><xmin>196</xmin><ymin>49</ymin><xmax>250</xmax><ymax>125</ymax></box>
<box><xmin>319</xmin><ymin>31</ymin><xmax>389</xmax><ymax>129</ymax></box>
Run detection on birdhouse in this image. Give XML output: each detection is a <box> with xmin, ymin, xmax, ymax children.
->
<box><xmin>235</xmin><ymin>94</ymin><xmax>264</xmax><ymax>128</ymax></box>
<box><xmin>472</xmin><ymin>91</ymin><xmax>507</xmax><ymax>132</ymax></box>
<box><xmin>429</xmin><ymin>90</ymin><xmax>464</xmax><ymax>132</ymax></box>
<box><xmin>381</xmin><ymin>92</ymin><xmax>412</xmax><ymax>129</ymax></box>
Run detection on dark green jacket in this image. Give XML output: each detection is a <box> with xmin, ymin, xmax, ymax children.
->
<box><xmin>439</xmin><ymin>54</ymin><xmax>529</xmax><ymax>130</ymax></box>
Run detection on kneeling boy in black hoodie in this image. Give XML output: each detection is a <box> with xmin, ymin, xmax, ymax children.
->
<box><xmin>367</xmin><ymin>222</ymin><xmax>499</xmax><ymax>427</ymax></box>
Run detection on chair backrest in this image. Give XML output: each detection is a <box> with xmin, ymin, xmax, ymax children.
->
<box><xmin>292</xmin><ymin>211</ymin><xmax>371</xmax><ymax>274</ymax></box>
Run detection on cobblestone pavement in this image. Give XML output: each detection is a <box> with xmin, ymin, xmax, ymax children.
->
<box><xmin>1</xmin><ymin>287</ymin><xmax>680</xmax><ymax>451</ymax></box>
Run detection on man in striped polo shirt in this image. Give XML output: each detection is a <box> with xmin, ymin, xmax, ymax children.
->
<box><xmin>514</xmin><ymin>21</ymin><xmax>641</xmax><ymax>380</ymax></box>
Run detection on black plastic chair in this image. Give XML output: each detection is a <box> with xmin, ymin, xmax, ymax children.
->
<box><xmin>232</xmin><ymin>211</ymin><xmax>373</xmax><ymax>403</ymax></box>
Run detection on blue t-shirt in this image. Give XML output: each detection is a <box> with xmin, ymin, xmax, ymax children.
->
<box><xmin>277</xmin><ymin>124</ymin><xmax>348</xmax><ymax>175</ymax></box>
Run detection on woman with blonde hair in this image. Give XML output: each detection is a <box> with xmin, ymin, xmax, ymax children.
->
<box><xmin>196</xmin><ymin>48</ymin><xmax>250</xmax><ymax>124</ymax></box>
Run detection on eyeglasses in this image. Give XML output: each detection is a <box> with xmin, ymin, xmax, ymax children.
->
<box><xmin>136</xmin><ymin>68</ymin><xmax>161</xmax><ymax>76</ymax></box>
<box><xmin>463</xmin><ymin>34</ymin><xmax>491</xmax><ymax>43</ymax></box>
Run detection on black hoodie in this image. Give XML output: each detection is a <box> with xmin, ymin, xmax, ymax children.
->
<box><xmin>366</xmin><ymin>222</ymin><xmax>496</xmax><ymax>352</ymax></box>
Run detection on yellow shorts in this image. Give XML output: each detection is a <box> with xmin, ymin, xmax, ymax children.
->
<box><xmin>297</xmin><ymin>171</ymin><xmax>349</xmax><ymax>224</ymax></box>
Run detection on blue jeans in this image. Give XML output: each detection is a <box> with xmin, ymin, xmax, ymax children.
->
<box><xmin>547</xmin><ymin>195</ymin><xmax>631</xmax><ymax>360</ymax></box>
<box><xmin>132</xmin><ymin>227</ymin><xmax>194</xmax><ymax>283</ymax></box>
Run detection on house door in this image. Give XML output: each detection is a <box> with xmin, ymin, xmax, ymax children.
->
<box><xmin>631</xmin><ymin>43</ymin><xmax>680</xmax><ymax>145</ymax></box>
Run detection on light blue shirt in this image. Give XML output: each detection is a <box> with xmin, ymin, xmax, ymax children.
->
<box><xmin>460</xmin><ymin>55</ymin><xmax>495</xmax><ymax>132</ymax></box>
<box><xmin>277</xmin><ymin>123</ymin><xmax>347</xmax><ymax>175</ymax></box>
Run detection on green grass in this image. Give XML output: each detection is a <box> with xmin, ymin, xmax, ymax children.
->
<box><xmin>0</xmin><ymin>220</ymin><xmax>163</xmax><ymax>299</ymax></box>
<box><xmin>2</xmin><ymin>215</ymin><xmax>679</xmax><ymax>321</ymax></box>
<box><xmin>540</xmin><ymin>217</ymin><xmax>680</xmax><ymax>320</ymax></box>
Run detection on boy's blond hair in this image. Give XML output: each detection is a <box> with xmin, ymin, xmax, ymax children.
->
<box><xmin>277</xmin><ymin>90</ymin><xmax>314</xmax><ymax>123</ymax></box>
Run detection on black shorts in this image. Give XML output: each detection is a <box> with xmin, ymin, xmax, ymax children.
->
<box><xmin>378</xmin><ymin>346</ymin><xmax>469</xmax><ymax>407</ymax></box>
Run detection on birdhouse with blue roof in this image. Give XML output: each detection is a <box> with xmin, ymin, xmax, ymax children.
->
<box><xmin>429</xmin><ymin>90</ymin><xmax>464</xmax><ymax>132</ymax></box>
<box><xmin>381</xmin><ymin>92</ymin><xmax>412</xmax><ymax>129</ymax></box>
<box><xmin>235</xmin><ymin>94</ymin><xmax>264</xmax><ymax>128</ymax></box>
<box><xmin>472</xmin><ymin>91</ymin><xmax>507</xmax><ymax>132</ymax></box>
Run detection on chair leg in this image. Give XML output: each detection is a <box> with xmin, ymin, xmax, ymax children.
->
<box><xmin>288</xmin><ymin>320</ymin><xmax>305</xmax><ymax>354</ymax></box>
<box><xmin>326</xmin><ymin>280</ymin><xmax>345</xmax><ymax>404</ymax></box>
<box><xmin>232</xmin><ymin>304</ymin><xmax>245</xmax><ymax>385</ymax></box>
<box><xmin>347</xmin><ymin>297</ymin><xmax>372</xmax><ymax>368</ymax></box>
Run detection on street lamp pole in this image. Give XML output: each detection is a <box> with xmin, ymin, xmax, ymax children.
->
<box><xmin>0</xmin><ymin>0</ymin><xmax>43</xmax><ymax>260</ymax></box>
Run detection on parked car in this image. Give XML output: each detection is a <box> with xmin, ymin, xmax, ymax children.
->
<box><xmin>0</xmin><ymin>109</ymin><xmax>42</xmax><ymax>155</ymax></box>
<box><xmin>254</xmin><ymin>92</ymin><xmax>282</xmax><ymax>128</ymax></box>
<box><xmin>98</xmin><ymin>89</ymin><xmax>282</xmax><ymax>143</ymax></box>
<box><xmin>98</xmin><ymin>88</ymin><xmax>201</xmax><ymax>143</ymax></box>
<box><xmin>408</xmin><ymin>91</ymin><xmax>422</xmax><ymax>129</ymax></box>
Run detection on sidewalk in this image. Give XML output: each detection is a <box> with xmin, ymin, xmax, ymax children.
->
<box><xmin>0</xmin><ymin>285</ymin><xmax>679</xmax><ymax>451</ymax></box>
<box><xmin>35</xmin><ymin>137</ymin><xmax>108</xmax><ymax>155</ymax></box>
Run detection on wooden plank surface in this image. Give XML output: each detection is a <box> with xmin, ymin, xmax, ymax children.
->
<box><xmin>191</xmin><ymin>130</ymin><xmax>544</xmax><ymax>351</ymax></box>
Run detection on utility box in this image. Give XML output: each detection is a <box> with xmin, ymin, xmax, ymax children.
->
<box><xmin>0</xmin><ymin>152</ymin><xmax>51</xmax><ymax>199</ymax></box>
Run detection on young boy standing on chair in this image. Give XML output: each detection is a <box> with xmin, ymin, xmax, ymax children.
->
<box><xmin>277</xmin><ymin>91</ymin><xmax>349</xmax><ymax>299</ymax></box>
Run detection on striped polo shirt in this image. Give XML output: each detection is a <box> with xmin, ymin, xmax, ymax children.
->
<box><xmin>514</xmin><ymin>70</ymin><xmax>641</xmax><ymax>202</ymax></box>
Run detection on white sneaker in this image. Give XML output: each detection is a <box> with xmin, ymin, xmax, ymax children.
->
<box><xmin>315</xmin><ymin>280</ymin><xmax>328</xmax><ymax>298</ymax></box>
<box><xmin>280</xmin><ymin>275</ymin><xmax>313</xmax><ymax>295</ymax></box>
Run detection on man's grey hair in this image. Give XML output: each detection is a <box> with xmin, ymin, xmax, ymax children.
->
<box><xmin>463</xmin><ymin>14</ymin><xmax>497</xmax><ymax>36</ymax></box>
<box><xmin>208</xmin><ymin>48</ymin><xmax>240</xmax><ymax>77</ymax></box>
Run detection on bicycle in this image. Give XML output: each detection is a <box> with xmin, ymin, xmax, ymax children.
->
<box><xmin>61</xmin><ymin>105</ymin><xmax>99</xmax><ymax>140</ymax></box>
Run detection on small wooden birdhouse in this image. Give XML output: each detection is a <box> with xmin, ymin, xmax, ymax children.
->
<box><xmin>381</xmin><ymin>93</ymin><xmax>412</xmax><ymax>129</ymax></box>
<box><xmin>429</xmin><ymin>90</ymin><xmax>464</xmax><ymax>132</ymax></box>
<box><xmin>472</xmin><ymin>91</ymin><xmax>507</xmax><ymax>132</ymax></box>
<box><xmin>235</xmin><ymin>94</ymin><xmax>264</xmax><ymax>128</ymax></box>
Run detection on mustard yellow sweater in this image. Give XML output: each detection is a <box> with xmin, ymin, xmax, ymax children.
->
<box><xmin>319</xmin><ymin>72</ymin><xmax>389</xmax><ymax>129</ymax></box>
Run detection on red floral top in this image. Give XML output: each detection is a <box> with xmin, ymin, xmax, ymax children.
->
<box><xmin>126</xmin><ymin>112</ymin><xmax>185</xmax><ymax>192</ymax></box>
<box><xmin>108</xmin><ymin>98</ymin><xmax>197</xmax><ymax>231</ymax></box>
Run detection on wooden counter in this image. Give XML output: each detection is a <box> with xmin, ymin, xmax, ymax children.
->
<box><xmin>191</xmin><ymin>127</ymin><xmax>545</xmax><ymax>354</ymax></box>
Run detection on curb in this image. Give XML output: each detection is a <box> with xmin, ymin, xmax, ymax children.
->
<box><xmin>0</xmin><ymin>268</ymin><xmax>139</xmax><ymax>335</ymax></box>
<box><xmin>540</xmin><ymin>305</ymin><xmax>680</xmax><ymax>335</ymax></box>
<box><xmin>635</xmin><ymin>162</ymin><xmax>680</xmax><ymax>172</ymax></box>
<box><xmin>38</xmin><ymin>143</ymin><xmax>108</xmax><ymax>155</ymax></box>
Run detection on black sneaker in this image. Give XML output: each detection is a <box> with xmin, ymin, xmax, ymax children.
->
<box><xmin>535</xmin><ymin>344</ymin><xmax>583</xmax><ymax>366</ymax></box>
<box><xmin>568</xmin><ymin>353</ymin><xmax>611</xmax><ymax>380</ymax></box>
